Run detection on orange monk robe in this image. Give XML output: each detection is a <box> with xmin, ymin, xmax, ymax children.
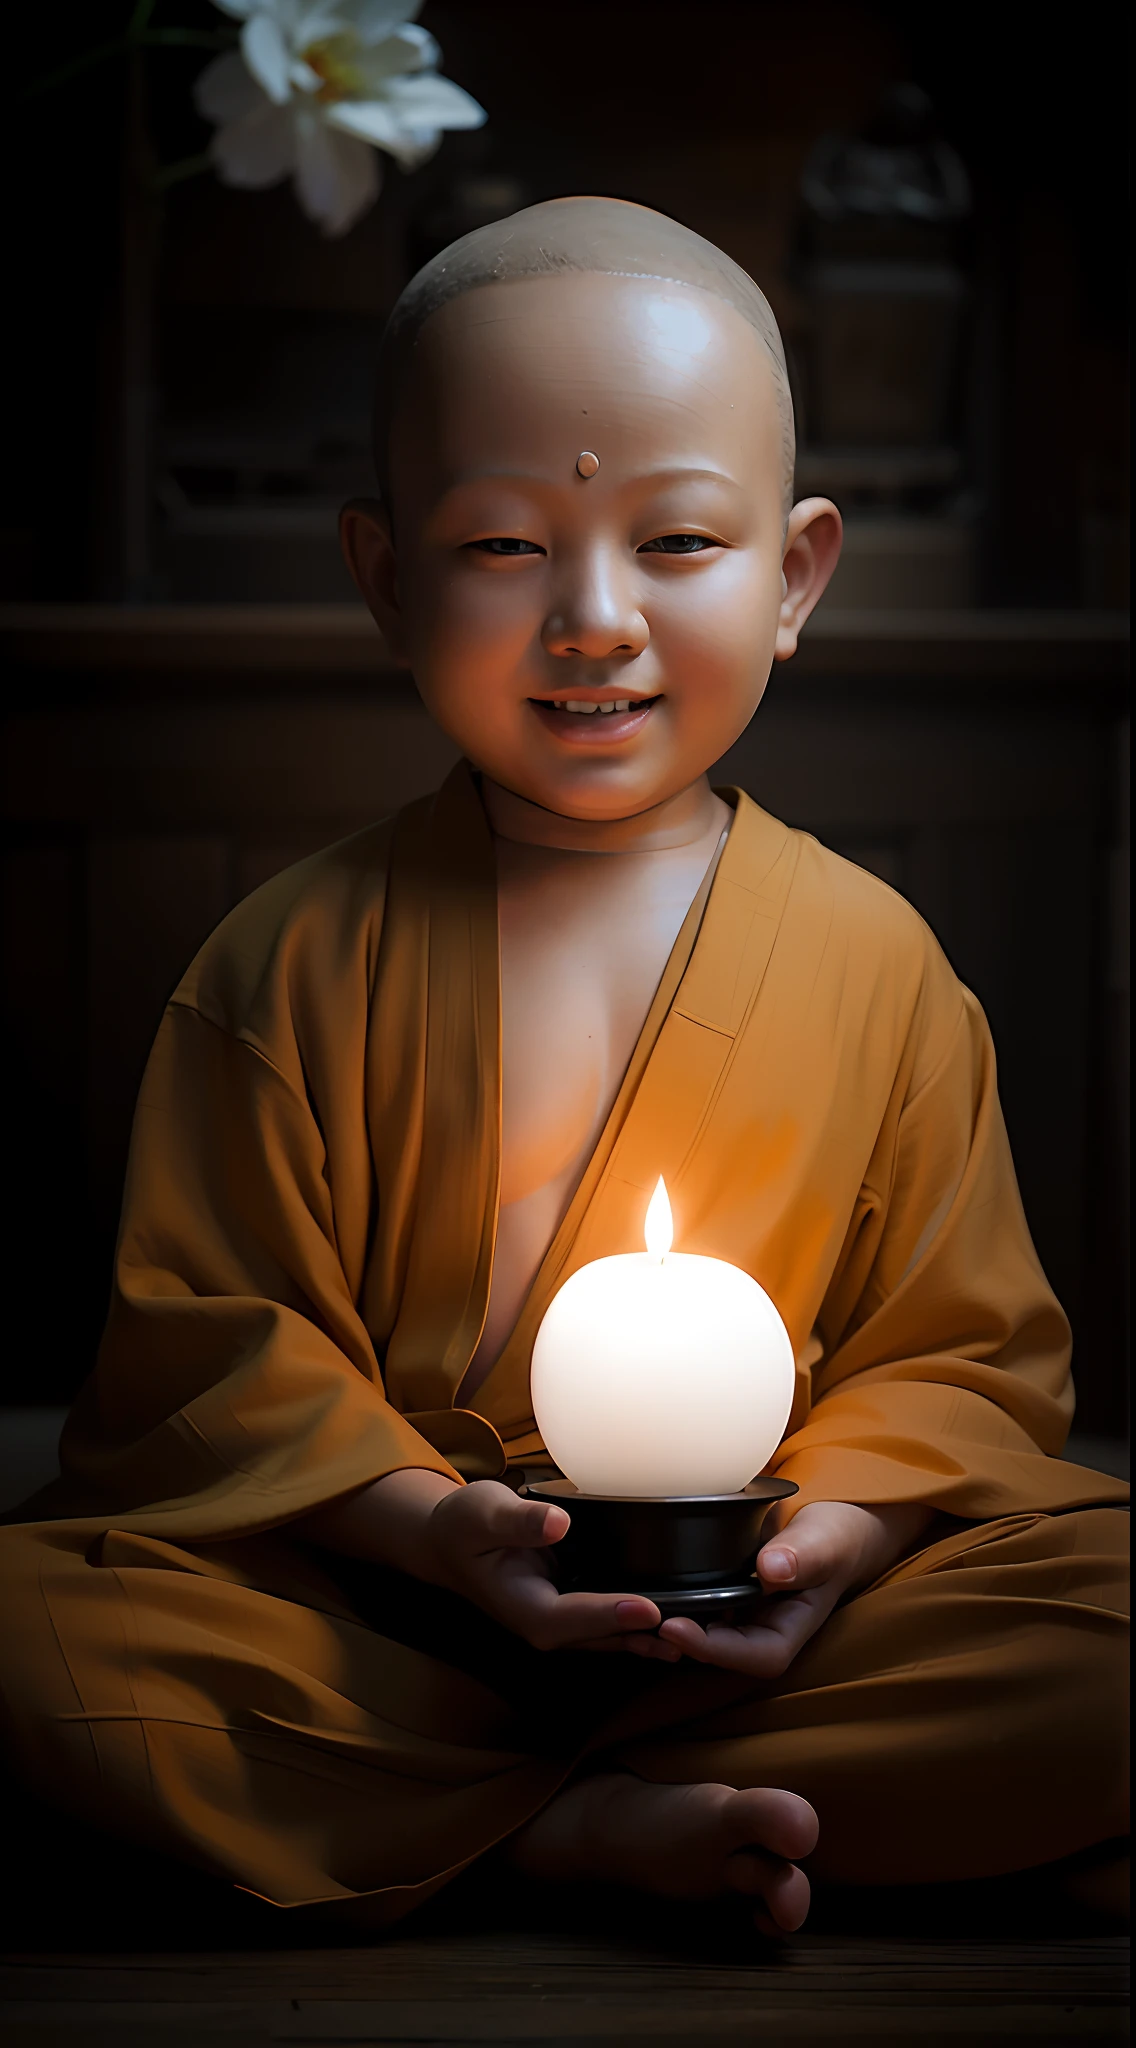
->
<box><xmin>1</xmin><ymin>764</ymin><xmax>1127</xmax><ymax>1921</ymax></box>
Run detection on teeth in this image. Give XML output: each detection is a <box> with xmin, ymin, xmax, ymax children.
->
<box><xmin>551</xmin><ymin>698</ymin><xmax>640</xmax><ymax>715</ymax></box>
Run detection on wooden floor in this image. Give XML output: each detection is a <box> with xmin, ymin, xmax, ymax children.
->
<box><xmin>1</xmin><ymin>1783</ymin><xmax>1130</xmax><ymax>2047</ymax></box>
<box><xmin>1</xmin><ymin>1927</ymin><xmax>1128</xmax><ymax>2046</ymax></box>
<box><xmin>1</xmin><ymin>1703</ymin><xmax>1129</xmax><ymax>2048</ymax></box>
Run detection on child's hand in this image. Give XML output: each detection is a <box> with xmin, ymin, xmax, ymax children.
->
<box><xmin>424</xmin><ymin>1479</ymin><xmax>663</xmax><ymax>1651</ymax></box>
<box><xmin>636</xmin><ymin>1500</ymin><xmax>934</xmax><ymax>1675</ymax></box>
<box><xmin>304</xmin><ymin>1468</ymin><xmax>660</xmax><ymax>1649</ymax></box>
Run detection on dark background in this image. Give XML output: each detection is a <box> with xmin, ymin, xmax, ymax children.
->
<box><xmin>1</xmin><ymin>2</ymin><xmax>1129</xmax><ymax>1438</ymax></box>
<box><xmin>4</xmin><ymin>0</ymin><xmax>1129</xmax><ymax>608</ymax></box>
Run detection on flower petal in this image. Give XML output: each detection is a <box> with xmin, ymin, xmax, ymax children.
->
<box><xmin>343</xmin><ymin>0</ymin><xmax>423</xmax><ymax>43</ymax></box>
<box><xmin>210</xmin><ymin>102</ymin><xmax>298</xmax><ymax>187</ymax></box>
<box><xmin>323</xmin><ymin>97</ymin><xmax>402</xmax><ymax>147</ymax></box>
<box><xmin>383</xmin><ymin>71</ymin><xmax>485</xmax><ymax>130</ymax></box>
<box><xmin>209</xmin><ymin>0</ymin><xmax>256</xmax><ymax>18</ymax></box>
<box><xmin>293</xmin><ymin>110</ymin><xmax>380</xmax><ymax>233</ymax></box>
<box><xmin>346</xmin><ymin>23</ymin><xmax>439</xmax><ymax>87</ymax></box>
<box><xmin>325</xmin><ymin>96</ymin><xmax>436</xmax><ymax>166</ymax></box>
<box><xmin>194</xmin><ymin>49</ymin><xmax>264</xmax><ymax>124</ymax></box>
<box><xmin>288</xmin><ymin>57</ymin><xmax>323</xmax><ymax>92</ymax></box>
<box><xmin>269</xmin><ymin>0</ymin><xmax>311</xmax><ymax>39</ymax></box>
<box><xmin>292</xmin><ymin>1</ymin><xmax>351</xmax><ymax>44</ymax></box>
<box><xmin>241</xmin><ymin>12</ymin><xmax>294</xmax><ymax>103</ymax></box>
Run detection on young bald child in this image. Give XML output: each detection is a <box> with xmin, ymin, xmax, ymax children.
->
<box><xmin>1</xmin><ymin>198</ymin><xmax>1127</xmax><ymax>1935</ymax></box>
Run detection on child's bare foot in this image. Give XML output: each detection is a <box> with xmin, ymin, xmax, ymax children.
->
<box><xmin>508</xmin><ymin>1773</ymin><xmax>818</xmax><ymax>1933</ymax></box>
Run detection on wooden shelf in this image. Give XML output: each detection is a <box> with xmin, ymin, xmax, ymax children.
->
<box><xmin>0</xmin><ymin>604</ymin><xmax>400</xmax><ymax>678</ymax></box>
<box><xmin>1</xmin><ymin>603</ymin><xmax>1129</xmax><ymax>689</ymax></box>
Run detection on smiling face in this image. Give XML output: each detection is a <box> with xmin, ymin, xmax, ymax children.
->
<box><xmin>346</xmin><ymin>270</ymin><xmax>839</xmax><ymax>822</ymax></box>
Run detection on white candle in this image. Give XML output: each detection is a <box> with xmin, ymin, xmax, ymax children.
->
<box><xmin>531</xmin><ymin>1179</ymin><xmax>795</xmax><ymax>1498</ymax></box>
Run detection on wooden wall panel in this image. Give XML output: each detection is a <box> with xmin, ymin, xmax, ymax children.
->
<box><xmin>1</xmin><ymin>843</ymin><xmax>95</xmax><ymax>1389</ymax></box>
<box><xmin>1</xmin><ymin>844</ymin><xmax>79</xmax><ymax>1087</ymax></box>
<box><xmin>235</xmin><ymin>834</ymin><xmax>348</xmax><ymax>902</ymax></box>
<box><xmin>86</xmin><ymin>835</ymin><xmax>233</xmax><ymax>1228</ymax></box>
<box><xmin>1</xmin><ymin>701</ymin><xmax>460</xmax><ymax>829</ymax></box>
<box><xmin>910</xmin><ymin>820</ymin><xmax>1095</xmax><ymax>1331</ymax></box>
<box><xmin>717</xmin><ymin>699</ymin><xmax>1100</xmax><ymax>826</ymax></box>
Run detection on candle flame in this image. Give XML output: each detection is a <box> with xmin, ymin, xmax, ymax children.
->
<box><xmin>644</xmin><ymin>1176</ymin><xmax>673</xmax><ymax>1263</ymax></box>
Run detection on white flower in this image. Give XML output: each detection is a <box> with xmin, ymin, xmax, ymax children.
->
<box><xmin>195</xmin><ymin>0</ymin><xmax>486</xmax><ymax>237</ymax></box>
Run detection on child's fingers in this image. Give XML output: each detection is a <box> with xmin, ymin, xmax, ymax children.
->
<box><xmin>756</xmin><ymin>1539</ymin><xmax>831</xmax><ymax>1592</ymax></box>
<box><xmin>657</xmin><ymin>1588</ymin><xmax>833</xmax><ymax>1675</ymax></box>
<box><xmin>622</xmin><ymin>1631</ymin><xmax>685</xmax><ymax>1661</ymax></box>
<box><xmin>656</xmin><ymin>1613</ymin><xmax>791</xmax><ymax>1673</ymax></box>
<box><xmin>454</xmin><ymin>1482</ymin><xmax>570</xmax><ymax>1553</ymax></box>
<box><xmin>573</xmin><ymin>1631</ymin><xmax>681</xmax><ymax>1659</ymax></box>
<box><xmin>528</xmin><ymin>1589</ymin><xmax>662</xmax><ymax>1649</ymax></box>
<box><xmin>756</xmin><ymin>1513</ymin><xmax>840</xmax><ymax>1593</ymax></box>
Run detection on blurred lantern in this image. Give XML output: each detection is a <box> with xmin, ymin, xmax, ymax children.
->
<box><xmin>799</xmin><ymin>83</ymin><xmax>971</xmax><ymax>450</ymax></box>
<box><xmin>796</xmin><ymin>85</ymin><xmax>977</xmax><ymax>609</ymax></box>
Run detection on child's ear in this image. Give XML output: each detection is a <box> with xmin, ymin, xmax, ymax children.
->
<box><xmin>774</xmin><ymin>498</ymin><xmax>843</xmax><ymax>662</ymax></box>
<box><xmin>339</xmin><ymin>497</ymin><xmax>410</xmax><ymax>664</ymax></box>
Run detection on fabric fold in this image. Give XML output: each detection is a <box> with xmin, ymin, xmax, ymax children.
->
<box><xmin>7</xmin><ymin>766</ymin><xmax>1126</xmax><ymax>1551</ymax></box>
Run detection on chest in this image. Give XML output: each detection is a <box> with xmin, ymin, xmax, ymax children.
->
<box><xmin>494</xmin><ymin>843</ymin><xmax>711</xmax><ymax>1205</ymax></box>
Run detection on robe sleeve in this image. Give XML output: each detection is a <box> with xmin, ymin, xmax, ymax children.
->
<box><xmin>54</xmin><ymin>999</ymin><xmax>464</xmax><ymax>1541</ymax></box>
<box><xmin>772</xmin><ymin>973</ymin><xmax>1127</xmax><ymax>1522</ymax></box>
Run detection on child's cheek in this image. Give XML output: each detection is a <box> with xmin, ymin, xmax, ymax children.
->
<box><xmin>405</xmin><ymin>559</ymin><xmax>540</xmax><ymax>687</ymax></box>
<box><xmin>646</xmin><ymin>556</ymin><xmax>779</xmax><ymax>703</ymax></box>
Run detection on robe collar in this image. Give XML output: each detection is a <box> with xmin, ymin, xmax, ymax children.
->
<box><xmin>382</xmin><ymin>762</ymin><xmax>799</xmax><ymax>1466</ymax></box>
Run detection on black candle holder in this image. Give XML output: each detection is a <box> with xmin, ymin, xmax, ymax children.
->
<box><xmin>520</xmin><ymin>1475</ymin><xmax>798</xmax><ymax>1624</ymax></box>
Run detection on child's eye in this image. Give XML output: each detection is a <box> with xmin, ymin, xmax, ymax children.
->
<box><xmin>638</xmin><ymin>534</ymin><xmax>719</xmax><ymax>554</ymax></box>
<box><xmin>467</xmin><ymin>537</ymin><xmax>545</xmax><ymax>556</ymax></box>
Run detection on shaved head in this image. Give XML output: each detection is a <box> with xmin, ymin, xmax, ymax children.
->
<box><xmin>344</xmin><ymin>194</ymin><xmax>842</xmax><ymax>827</ymax></box>
<box><xmin>374</xmin><ymin>195</ymin><xmax>795</xmax><ymax>512</ymax></box>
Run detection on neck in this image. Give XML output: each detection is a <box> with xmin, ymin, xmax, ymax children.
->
<box><xmin>481</xmin><ymin>775</ymin><xmax>726</xmax><ymax>853</ymax></box>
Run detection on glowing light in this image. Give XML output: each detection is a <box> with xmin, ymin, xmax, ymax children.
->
<box><xmin>644</xmin><ymin>1177</ymin><xmax>673</xmax><ymax>1263</ymax></box>
<box><xmin>531</xmin><ymin>1176</ymin><xmax>796</xmax><ymax>1497</ymax></box>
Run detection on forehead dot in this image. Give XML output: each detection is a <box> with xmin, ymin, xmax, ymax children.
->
<box><xmin>575</xmin><ymin>450</ymin><xmax>600</xmax><ymax>479</ymax></box>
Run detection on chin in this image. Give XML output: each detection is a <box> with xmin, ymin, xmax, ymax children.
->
<box><xmin>528</xmin><ymin>745</ymin><xmax>675</xmax><ymax>812</ymax></box>
<box><xmin>532</xmin><ymin>774</ymin><xmax>677</xmax><ymax>822</ymax></box>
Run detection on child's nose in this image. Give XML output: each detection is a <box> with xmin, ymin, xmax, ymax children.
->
<box><xmin>541</xmin><ymin>551</ymin><xmax>648</xmax><ymax>660</ymax></box>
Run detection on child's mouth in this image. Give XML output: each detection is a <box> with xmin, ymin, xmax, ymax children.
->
<box><xmin>528</xmin><ymin>694</ymin><xmax>660</xmax><ymax>743</ymax></box>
